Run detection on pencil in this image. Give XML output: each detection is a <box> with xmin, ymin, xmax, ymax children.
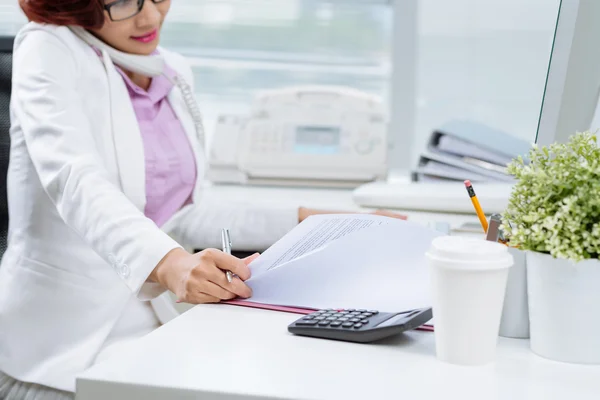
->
<box><xmin>464</xmin><ymin>180</ymin><xmax>489</xmax><ymax>233</ymax></box>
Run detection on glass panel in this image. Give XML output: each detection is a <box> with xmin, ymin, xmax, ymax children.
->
<box><xmin>0</xmin><ymin>0</ymin><xmax>391</xmax><ymax>145</ymax></box>
<box><xmin>161</xmin><ymin>0</ymin><xmax>392</xmax><ymax>140</ymax></box>
<box><xmin>411</xmin><ymin>0</ymin><xmax>561</xmax><ymax>163</ymax></box>
<box><xmin>0</xmin><ymin>1</ymin><xmax>26</xmax><ymax>35</ymax></box>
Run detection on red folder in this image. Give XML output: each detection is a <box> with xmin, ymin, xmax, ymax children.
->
<box><xmin>224</xmin><ymin>300</ymin><xmax>434</xmax><ymax>332</ymax></box>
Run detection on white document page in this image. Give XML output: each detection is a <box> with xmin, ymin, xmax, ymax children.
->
<box><xmin>246</xmin><ymin>215</ymin><xmax>444</xmax><ymax>313</ymax></box>
<box><xmin>249</xmin><ymin>214</ymin><xmax>392</xmax><ymax>277</ymax></box>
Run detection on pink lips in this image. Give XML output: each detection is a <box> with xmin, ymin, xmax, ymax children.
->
<box><xmin>131</xmin><ymin>29</ymin><xmax>158</xmax><ymax>44</ymax></box>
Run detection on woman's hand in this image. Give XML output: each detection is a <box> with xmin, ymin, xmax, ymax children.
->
<box><xmin>149</xmin><ymin>248</ymin><xmax>259</xmax><ymax>304</ymax></box>
<box><xmin>369</xmin><ymin>209</ymin><xmax>407</xmax><ymax>220</ymax></box>
<box><xmin>298</xmin><ymin>207</ymin><xmax>407</xmax><ymax>223</ymax></box>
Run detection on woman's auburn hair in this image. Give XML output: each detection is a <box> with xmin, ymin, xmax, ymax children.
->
<box><xmin>19</xmin><ymin>0</ymin><xmax>106</xmax><ymax>30</ymax></box>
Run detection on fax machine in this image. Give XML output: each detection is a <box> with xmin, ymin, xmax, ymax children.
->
<box><xmin>206</xmin><ymin>86</ymin><xmax>388</xmax><ymax>188</ymax></box>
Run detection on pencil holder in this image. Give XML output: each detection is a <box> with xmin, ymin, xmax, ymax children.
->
<box><xmin>498</xmin><ymin>246</ymin><xmax>529</xmax><ymax>338</ymax></box>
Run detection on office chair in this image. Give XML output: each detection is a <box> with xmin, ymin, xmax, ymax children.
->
<box><xmin>0</xmin><ymin>37</ymin><xmax>13</xmax><ymax>258</ymax></box>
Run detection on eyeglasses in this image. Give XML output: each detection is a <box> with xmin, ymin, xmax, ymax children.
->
<box><xmin>104</xmin><ymin>0</ymin><xmax>169</xmax><ymax>22</ymax></box>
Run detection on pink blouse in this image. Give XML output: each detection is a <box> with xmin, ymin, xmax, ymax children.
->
<box><xmin>115</xmin><ymin>64</ymin><xmax>197</xmax><ymax>227</ymax></box>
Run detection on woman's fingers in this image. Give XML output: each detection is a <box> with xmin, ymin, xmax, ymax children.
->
<box><xmin>372</xmin><ymin>209</ymin><xmax>407</xmax><ymax>220</ymax></box>
<box><xmin>184</xmin><ymin>291</ymin><xmax>221</xmax><ymax>304</ymax></box>
<box><xmin>181</xmin><ymin>249</ymin><xmax>254</xmax><ymax>305</ymax></box>
<box><xmin>202</xmin><ymin>263</ymin><xmax>252</xmax><ymax>299</ymax></box>
<box><xmin>183</xmin><ymin>275</ymin><xmax>249</xmax><ymax>304</ymax></box>
<box><xmin>196</xmin><ymin>280</ymin><xmax>238</xmax><ymax>301</ymax></box>
<box><xmin>202</xmin><ymin>249</ymin><xmax>252</xmax><ymax>281</ymax></box>
<box><xmin>227</xmin><ymin>276</ymin><xmax>252</xmax><ymax>299</ymax></box>
<box><xmin>242</xmin><ymin>252</ymin><xmax>260</xmax><ymax>265</ymax></box>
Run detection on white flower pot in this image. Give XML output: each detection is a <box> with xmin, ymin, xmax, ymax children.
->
<box><xmin>527</xmin><ymin>251</ymin><xmax>600</xmax><ymax>364</ymax></box>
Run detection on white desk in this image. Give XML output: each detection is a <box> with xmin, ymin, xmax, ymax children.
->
<box><xmin>76</xmin><ymin>305</ymin><xmax>600</xmax><ymax>400</ymax></box>
<box><xmin>78</xmin><ymin>184</ymin><xmax>517</xmax><ymax>399</ymax></box>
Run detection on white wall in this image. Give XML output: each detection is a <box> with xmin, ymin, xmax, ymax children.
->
<box><xmin>407</xmin><ymin>0</ymin><xmax>561</xmax><ymax>167</ymax></box>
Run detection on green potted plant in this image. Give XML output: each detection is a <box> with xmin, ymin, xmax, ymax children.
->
<box><xmin>502</xmin><ymin>131</ymin><xmax>600</xmax><ymax>364</ymax></box>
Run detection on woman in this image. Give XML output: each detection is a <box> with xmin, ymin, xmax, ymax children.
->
<box><xmin>0</xmin><ymin>0</ymin><xmax>403</xmax><ymax>398</ymax></box>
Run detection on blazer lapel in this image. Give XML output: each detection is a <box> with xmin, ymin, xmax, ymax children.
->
<box><xmin>101</xmin><ymin>50</ymin><xmax>147</xmax><ymax>211</ymax></box>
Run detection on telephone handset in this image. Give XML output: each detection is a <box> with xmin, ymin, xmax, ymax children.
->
<box><xmin>207</xmin><ymin>85</ymin><xmax>388</xmax><ymax>188</ymax></box>
<box><xmin>70</xmin><ymin>26</ymin><xmax>164</xmax><ymax>77</ymax></box>
<box><xmin>69</xmin><ymin>26</ymin><xmax>206</xmax><ymax>146</ymax></box>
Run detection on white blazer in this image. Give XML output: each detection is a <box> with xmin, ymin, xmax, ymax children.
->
<box><xmin>0</xmin><ymin>23</ymin><xmax>298</xmax><ymax>392</ymax></box>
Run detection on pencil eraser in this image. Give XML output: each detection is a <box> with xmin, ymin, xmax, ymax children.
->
<box><xmin>464</xmin><ymin>180</ymin><xmax>472</xmax><ymax>187</ymax></box>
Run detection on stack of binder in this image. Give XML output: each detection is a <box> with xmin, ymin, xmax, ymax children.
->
<box><xmin>413</xmin><ymin>120</ymin><xmax>532</xmax><ymax>183</ymax></box>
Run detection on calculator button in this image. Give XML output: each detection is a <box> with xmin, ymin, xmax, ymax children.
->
<box><xmin>302</xmin><ymin>316</ymin><xmax>314</xmax><ymax>320</ymax></box>
<box><xmin>361</xmin><ymin>320</ymin><xmax>369</xmax><ymax>324</ymax></box>
<box><xmin>318</xmin><ymin>321</ymin><xmax>331</xmax><ymax>326</ymax></box>
<box><xmin>330</xmin><ymin>321</ymin><xmax>342</xmax><ymax>327</ymax></box>
<box><xmin>326</xmin><ymin>317</ymin><xmax>337</xmax><ymax>321</ymax></box>
<box><xmin>314</xmin><ymin>317</ymin><xmax>325</xmax><ymax>321</ymax></box>
<box><xmin>369</xmin><ymin>310</ymin><xmax>379</xmax><ymax>314</ymax></box>
<box><xmin>349</xmin><ymin>318</ymin><xmax>360</xmax><ymax>323</ymax></box>
<box><xmin>347</xmin><ymin>309</ymin><xmax>355</xmax><ymax>312</ymax></box>
<box><xmin>359</xmin><ymin>315</ymin><xmax>369</xmax><ymax>320</ymax></box>
<box><xmin>362</xmin><ymin>313</ymin><xmax>373</xmax><ymax>318</ymax></box>
<box><xmin>297</xmin><ymin>320</ymin><xmax>318</xmax><ymax>326</ymax></box>
<box><xmin>338</xmin><ymin>317</ymin><xmax>349</xmax><ymax>322</ymax></box>
<box><xmin>354</xmin><ymin>323</ymin><xmax>363</xmax><ymax>329</ymax></box>
<box><xmin>357</xmin><ymin>309</ymin><xmax>367</xmax><ymax>313</ymax></box>
<box><xmin>338</xmin><ymin>311</ymin><xmax>350</xmax><ymax>315</ymax></box>
<box><xmin>342</xmin><ymin>322</ymin><xmax>354</xmax><ymax>328</ymax></box>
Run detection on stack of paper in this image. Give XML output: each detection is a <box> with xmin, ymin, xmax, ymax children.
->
<box><xmin>239</xmin><ymin>214</ymin><xmax>444</xmax><ymax>313</ymax></box>
<box><xmin>414</xmin><ymin>120</ymin><xmax>532</xmax><ymax>183</ymax></box>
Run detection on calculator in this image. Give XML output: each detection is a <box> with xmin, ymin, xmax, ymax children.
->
<box><xmin>288</xmin><ymin>308</ymin><xmax>432</xmax><ymax>343</ymax></box>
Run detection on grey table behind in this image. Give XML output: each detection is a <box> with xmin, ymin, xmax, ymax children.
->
<box><xmin>194</xmin><ymin>249</ymin><xmax>258</xmax><ymax>259</ymax></box>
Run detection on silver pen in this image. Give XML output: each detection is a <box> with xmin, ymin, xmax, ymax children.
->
<box><xmin>221</xmin><ymin>228</ymin><xmax>233</xmax><ymax>283</ymax></box>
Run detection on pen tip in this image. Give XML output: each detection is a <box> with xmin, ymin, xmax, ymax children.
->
<box><xmin>464</xmin><ymin>179</ymin><xmax>472</xmax><ymax>187</ymax></box>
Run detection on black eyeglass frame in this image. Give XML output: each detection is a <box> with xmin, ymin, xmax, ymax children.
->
<box><xmin>104</xmin><ymin>0</ymin><xmax>168</xmax><ymax>22</ymax></box>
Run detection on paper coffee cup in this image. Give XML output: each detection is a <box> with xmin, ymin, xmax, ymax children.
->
<box><xmin>426</xmin><ymin>236</ymin><xmax>514</xmax><ymax>366</ymax></box>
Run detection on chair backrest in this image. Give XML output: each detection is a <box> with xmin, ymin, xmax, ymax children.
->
<box><xmin>0</xmin><ymin>37</ymin><xmax>14</xmax><ymax>256</ymax></box>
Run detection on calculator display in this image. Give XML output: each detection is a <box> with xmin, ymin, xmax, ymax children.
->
<box><xmin>377</xmin><ymin>312</ymin><xmax>413</xmax><ymax>328</ymax></box>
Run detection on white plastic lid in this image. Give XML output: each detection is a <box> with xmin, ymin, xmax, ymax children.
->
<box><xmin>426</xmin><ymin>236</ymin><xmax>514</xmax><ymax>270</ymax></box>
